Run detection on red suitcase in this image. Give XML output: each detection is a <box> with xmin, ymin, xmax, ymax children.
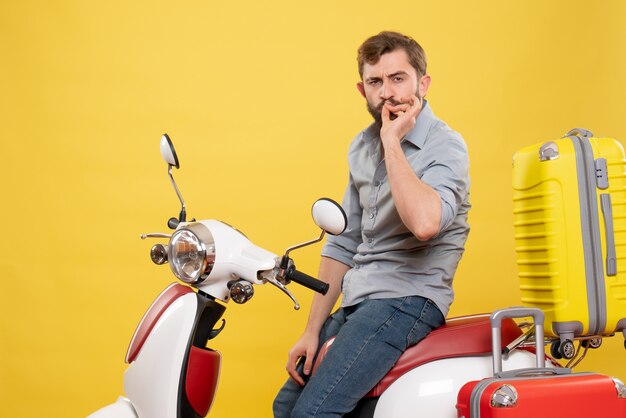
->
<box><xmin>456</xmin><ymin>308</ymin><xmax>626</xmax><ymax>417</ymax></box>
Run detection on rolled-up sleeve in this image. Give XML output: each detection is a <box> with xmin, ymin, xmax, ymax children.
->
<box><xmin>419</xmin><ymin>128</ymin><xmax>470</xmax><ymax>233</ymax></box>
<box><xmin>321</xmin><ymin>173</ymin><xmax>362</xmax><ymax>267</ymax></box>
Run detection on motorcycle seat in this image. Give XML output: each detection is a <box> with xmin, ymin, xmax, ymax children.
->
<box><xmin>312</xmin><ymin>313</ymin><xmax>523</xmax><ymax>398</ymax></box>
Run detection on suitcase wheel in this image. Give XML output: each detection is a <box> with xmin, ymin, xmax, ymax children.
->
<box><xmin>550</xmin><ymin>341</ymin><xmax>562</xmax><ymax>359</ymax></box>
<box><xmin>581</xmin><ymin>338</ymin><xmax>602</xmax><ymax>349</ymax></box>
<box><xmin>550</xmin><ymin>339</ymin><xmax>575</xmax><ymax>359</ymax></box>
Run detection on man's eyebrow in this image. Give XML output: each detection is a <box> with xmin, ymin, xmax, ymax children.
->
<box><xmin>386</xmin><ymin>71</ymin><xmax>409</xmax><ymax>78</ymax></box>
<box><xmin>364</xmin><ymin>71</ymin><xmax>409</xmax><ymax>83</ymax></box>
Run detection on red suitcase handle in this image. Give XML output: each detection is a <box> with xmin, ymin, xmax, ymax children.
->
<box><xmin>490</xmin><ymin>307</ymin><xmax>545</xmax><ymax>374</ymax></box>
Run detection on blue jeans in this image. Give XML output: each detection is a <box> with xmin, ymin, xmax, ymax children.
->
<box><xmin>272</xmin><ymin>296</ymin><xmax>445</xmax><ymax>418</ymax></box>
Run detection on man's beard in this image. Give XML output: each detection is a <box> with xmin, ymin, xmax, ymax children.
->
<box><xmin>367</xmin><ymin>100</ymin><xmax>396</xmax><ymax>125</ymax></box>
<box><xmin>366</xmin><ymin>90</ymin><xmax>422</xmax><ymax>125</ymax></box>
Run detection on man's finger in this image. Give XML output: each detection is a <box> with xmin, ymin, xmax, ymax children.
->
<box><xmin>386</xmin><ymin>103</ymin><xmax>410</xmax><ymax>114</ymax></box>
<box><xmin>286</xmin><ymin>354</ymin><xmax>305</xmax><ymax>386</ymax></box>
<box><xmin>303</xmin><ymin>353</ymin><xmax>314</xmax><ymax>376</ymax></box>
<box><xmin>407</xmin><ymin>95</ymin><xmax>423</xmax><ymax>117</ymax></box>
<box><xmin>381</xmin><ymin>104</ymin><xmax>391</xmax><ymax>122</ymax></box>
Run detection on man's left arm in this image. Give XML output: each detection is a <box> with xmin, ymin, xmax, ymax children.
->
<box><xmin>380</xmin><ymin>96</ymin><xmax>460</xmax><ymax>241</ymax></box>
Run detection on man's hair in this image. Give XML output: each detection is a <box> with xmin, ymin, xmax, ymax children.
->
<box><xmin>357</xmin><ymin>31</ymin><xmax>427</xmax><ymax>79</ymax></box>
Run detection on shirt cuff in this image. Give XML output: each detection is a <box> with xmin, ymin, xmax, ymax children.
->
<box><xmin>321</xmin><ymin>242</ymin><xmax>355</xmax><ymax>268</ymax></box>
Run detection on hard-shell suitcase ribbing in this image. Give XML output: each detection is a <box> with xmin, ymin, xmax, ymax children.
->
<box><xmin>512</xmin><ymin>128</ymin><xmax>626</xmax><ymax>351</ymax></box>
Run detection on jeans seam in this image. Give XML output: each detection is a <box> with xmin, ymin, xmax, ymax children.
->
<box><xmin>407</xmin><ymin>299</ymin><xmax>442</xmax><ymax>347</ymax></box>
<box><xmin>307</xmin><ymin>298</ymin><xmax>408</xmax><ymax>416</ymax></box>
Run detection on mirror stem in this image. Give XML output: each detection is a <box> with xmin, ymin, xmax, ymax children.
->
<box><xmin>167</xmin><ymin>165</ymin><xmax>187</xmax><ymax>221</ymax></box>
<box><xmin>279</xmin><ymin>230</ymin><xmax>326</xmax><ymax>277</ymax></box>
<box><xmin>283</xmin><ymin>230</ymin><xmax>325</xmax><ymax>261</ymax></box>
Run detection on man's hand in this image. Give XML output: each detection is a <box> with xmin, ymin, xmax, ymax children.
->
<box><xmin>380</xmin><ymin>95</ymin><xmax>423</xmax><ymax>145</ymax></box>
<box><xmin>283</xmin><ymin>257</ymin><xmax>347</xmax><ymax>386</ymax></box>
<box><xmin>286</xmin><ymin>331</ymin><xmax>319</xmax><ymax>386</ymax></box>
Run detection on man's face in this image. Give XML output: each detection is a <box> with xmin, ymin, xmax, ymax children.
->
<box><xmin>357</xmin><ymin>49</ymin><xmax>429</xmax><ymax>124</ymax></box>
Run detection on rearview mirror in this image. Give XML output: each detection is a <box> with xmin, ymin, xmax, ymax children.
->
<box><xmin>311</xmin><ymin>198</ymin><xmax>347</xmax><ymax>236</ymax></box>
<box><xmin>160</xmin><ymin>133</ymin><xmax>180</xmax><ymax>169</ymax></box>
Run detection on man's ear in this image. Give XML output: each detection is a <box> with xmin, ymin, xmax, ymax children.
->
<box><xmin>356</xmin><ymin>82</ymin><xmax>366</xmax><ymax>98</ymax></box>
<box><xmin>418</xmin><ymin>75</ymin><xmax>431</xmax><ymax>98</ymax></box>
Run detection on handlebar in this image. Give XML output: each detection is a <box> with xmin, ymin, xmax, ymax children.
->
<box><xmin>287</xmin><ymin>267</ymin><xmax>329</xmax><ymax>295</ymax></box>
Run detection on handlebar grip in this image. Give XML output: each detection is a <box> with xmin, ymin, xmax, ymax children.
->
<box><xmin>290</xmin><ymin>270</ymin><xmax>329</xmax><ymax>295</ymax></box>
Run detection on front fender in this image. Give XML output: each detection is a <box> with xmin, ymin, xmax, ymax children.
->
<box><xmin>88</xmin><ymin>396</ymin><xmax>137</xmax><ymax>418</ymax></box>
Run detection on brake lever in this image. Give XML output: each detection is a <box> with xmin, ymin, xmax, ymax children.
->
<box><xmin>261</xmin><ymin>271</ymin><xmax>300</xmax><ymax>310</ymax></box>
<box><xmin>140</xmin><ymin>233</ymin><xmax>172</xmax><ymax>239</ymax></box>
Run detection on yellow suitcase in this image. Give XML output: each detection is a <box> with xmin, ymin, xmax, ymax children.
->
<box><xmin>512</xmin><ymin>128</ymin><xmax>626</xmax><ymax>359</ymax></box>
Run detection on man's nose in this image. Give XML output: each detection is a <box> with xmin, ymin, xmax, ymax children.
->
<box><xmin>379</xmin><ymin>82</ymin><xmax>394</xmax><ymax>100</ymax></box>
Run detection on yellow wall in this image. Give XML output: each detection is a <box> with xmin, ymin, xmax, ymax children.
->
<box><xmin>2</xmin><ymin>1</ymin><xmax>626</xmax><ymax>417</ymax></box>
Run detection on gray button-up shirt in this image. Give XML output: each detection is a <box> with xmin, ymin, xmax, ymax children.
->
<box><xmin>321</xmin><ymin>101</ymin><xmax>470</xmax><ymax>317</ymax></box>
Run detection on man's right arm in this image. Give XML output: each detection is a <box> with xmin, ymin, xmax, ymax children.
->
<box><xmin>285</xmin><ymin>256</ymin><xmax>350</xmax><ymax>385</ymax></box>
<box><xmin>285</xmin><ymin>166</ymin><xmax>361</xmax><ymax>385</ymax></box>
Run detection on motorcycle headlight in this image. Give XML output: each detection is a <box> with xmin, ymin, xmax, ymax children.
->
<box><xmin>168</xmin><ymin>223</ymin><xmax>215</xmax><ymax>284</ymax></box>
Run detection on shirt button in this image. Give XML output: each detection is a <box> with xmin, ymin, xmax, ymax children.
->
<box><xmin>369</xmin><ymin>213</ymin><xmax>375</xmax><ymax>219</ymax></box>
<box><xmin>367</xmin><ymin>238</ymin><xmax>373</xmax><ymax>243</ymax></box>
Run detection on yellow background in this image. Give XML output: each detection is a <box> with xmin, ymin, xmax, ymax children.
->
<box><xmin>2</xmin><ymin>1</ymin><xmax>626</xmax><ymax>417</ymax></box>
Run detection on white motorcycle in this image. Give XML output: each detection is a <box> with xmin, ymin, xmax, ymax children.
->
<box><xmin>91</xmin><ymin>134</ymin><xmax>602</xmax><ymax>418</ymax></box>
